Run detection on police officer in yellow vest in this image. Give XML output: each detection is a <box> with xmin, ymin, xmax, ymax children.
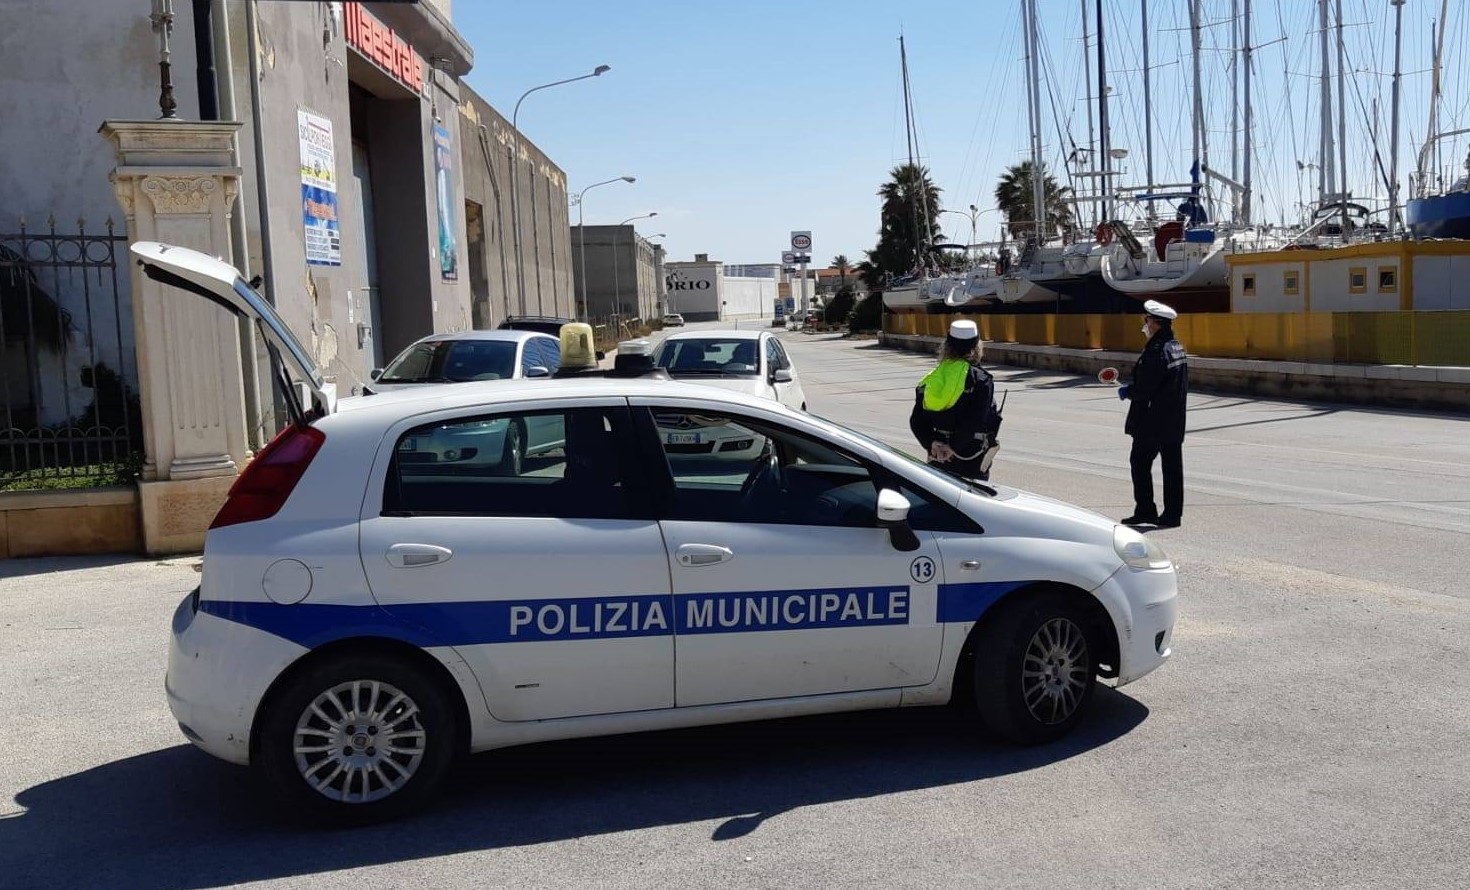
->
<box><xmin>909</xmin><ymin>320</ymin><xmax>1001</xmax><ymax>482</ymax></box>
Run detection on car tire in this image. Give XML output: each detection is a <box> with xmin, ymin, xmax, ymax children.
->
<box><xmin>971</xmin><ymin>591</ymin><xmax>1097</xmax><ymax>745</ymax></box>
<box><xmin>499</xmin><ymin>421</ymin><xmax>524</xmax><ymax>476</ymax></box>
<box><xmin>255</xmin><ymin>654</ymin><xmax>459</xmax><ymax>824</ymax></box>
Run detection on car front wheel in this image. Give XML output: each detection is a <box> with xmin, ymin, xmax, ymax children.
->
<box><xmin>255</xmin><ymin>654</ymin><xmax>459</xmax><ymax>823</ymax></box>
<box><xmin>971</xmin><ymin>591</ymin><xmax>1097</xmax><ymax>745</ymax></box>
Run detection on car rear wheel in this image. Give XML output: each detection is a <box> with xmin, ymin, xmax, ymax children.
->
<box><xmin>255</xmin><ymin>654</ymin><xmax>458</xmax><ymax>823</ymax></box>
<box><xmin>971</xmin><ymin>591</ymin><xmax>1097</xmax><ymax>745</ymax></box>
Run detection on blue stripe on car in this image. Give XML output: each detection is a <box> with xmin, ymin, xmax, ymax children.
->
<box><xmin>199</xmin><ymin>581</ymin><xmax>1034</xmax><ymax>648</ymax></box>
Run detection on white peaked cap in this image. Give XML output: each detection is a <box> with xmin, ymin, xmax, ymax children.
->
<box><xmin>948</xmin><ymin>319</ymin><xmax>980</xmax><ymax>340</ymax></box>
<box><xmin>1143</xmin><ymin>299</ymin><xmax>1178</xmax><ymax>320</ymax></box>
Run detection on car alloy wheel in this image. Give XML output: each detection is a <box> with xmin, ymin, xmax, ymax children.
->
<box><xmin>292</xmin><ymin>679</ymin><xmax>426</xmax><ymax>804</ymax></box>
<box><xmin>1020</xmin><ymin>617</ymin><xmax>1090</xmax><ymax>726</ymax></box>
<box><xmin>257</xmin><ymin>655</ymin><xmax>458</xmax><ymax>822</ymax></box>
<box><xmin>971</xmin><ymin>590</ymin><xmax>1097</xmax><ymax>745</ymax></box>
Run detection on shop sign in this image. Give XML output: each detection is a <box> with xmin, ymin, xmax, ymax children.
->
<box><xmin>298</xmin><ymin>109</ymin><xmax>341</xmax><ymax>266</ymax></box>
<box><xmin>345</xmin><ymin>2</ymin><xmax>425</xmax><ymax>94</ymax></box>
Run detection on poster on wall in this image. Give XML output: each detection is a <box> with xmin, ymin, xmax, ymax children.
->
<box><xmin>297</xmin><ymin>109</ymin><xmax>342</xmax><ymax>266</ymax></box>
<box><xmin>433</xmin><ymin>122</ymin><xmax>458</xmax><ymax>281</ymax></box>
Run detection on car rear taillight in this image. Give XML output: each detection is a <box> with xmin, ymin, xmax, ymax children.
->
<box><xmin>210</xmin><ymin>424</ymin><xmax>326</xmax><ymax>530</ymax></box>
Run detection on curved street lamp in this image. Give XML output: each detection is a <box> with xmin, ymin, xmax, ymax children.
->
<box><xmin>612</xmin><ymin>212</ymin><xmax>657</xmax><ymax>321</ymax></box>
<box><xmin>574</xmin><ymin>175</ymin><xmax>635</xmax><ymax>320</ymax></box>
<box><xmin>509</xmin><ymin>65</ymin><xmax>612</xmax><ymax>316</ymax></box>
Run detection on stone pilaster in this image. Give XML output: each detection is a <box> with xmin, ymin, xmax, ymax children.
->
<box><xmin>101</xmin><ymin>120</ymin><xmax>248</xmax><ymax>554</ymax></box>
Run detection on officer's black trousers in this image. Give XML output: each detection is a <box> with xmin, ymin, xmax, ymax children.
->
<box><xmin>1129</xmin><ymin>436</ymin><xmax>1183</xmax><ymax>521</ymax></box>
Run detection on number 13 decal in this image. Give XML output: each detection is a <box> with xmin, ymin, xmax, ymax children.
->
<box><xmin>909</xmin><ymin>556</ymin><xmax>936</xmax><ymax>585</ymax></box>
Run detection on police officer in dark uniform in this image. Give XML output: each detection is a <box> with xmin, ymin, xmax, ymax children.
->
<box><xmin>1118</xmin><ymin>300</ymin><xmax>1188</xmax><ymax>527</ymax></box>
<box><xmin>910</xmin><ymin>320</ymin><xmax>1001</xmax><ymax>482</ymax></box>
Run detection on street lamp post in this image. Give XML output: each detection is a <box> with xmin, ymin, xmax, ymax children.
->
<box><xmin>509</xmin><ymin>64</ymin><xmax>611</xmax><ymax>317</ymax></box>
<box><xmin>611</xmin><ymin>212</ymin><xmax>657</xmax><ymax>321</ymax></box>
<box><xmin>642</xmin><ymin>233</ymin><xmax>666</xmax><ymax>319</ymax></box>
<box><xmin>939</xmin><ymin>205</ymin><xmax>997</xmax><ymax>262</ymax></box>
<box><xmin>575</xmin><ymin>175</ymin><xmax>635</xmax><ymax>321</ymax></box>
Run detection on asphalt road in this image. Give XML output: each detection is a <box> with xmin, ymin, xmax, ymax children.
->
<box><xmin>2</xmin><ymin>325</ymin><xmax>1468</xmax><ymax>889</ymax></box>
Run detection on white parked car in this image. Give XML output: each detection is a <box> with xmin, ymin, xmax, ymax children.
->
<box><xmin>365</xmin><ymin>330</ymin><xmax>567</xmax><ymax>473</ymax></box>
<box><xmin>652</xmin><ymin>330</ymin><xmax>807</xmax><ymax>458</ymax></box>
<box><xmin>135</xmin><ymin>241</ymin><xmax>1177</xmax><ymax>824</ymax></box>
<box><xmin>661</xmin><ymin>313</ymin><xmax>685</xmax><ymax>327</ymax></box>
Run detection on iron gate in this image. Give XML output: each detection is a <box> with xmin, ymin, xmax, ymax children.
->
<box><xmin>0</xmin><ymin>217</ymin><xmax>141</xmax><ymax>489</ymax></box>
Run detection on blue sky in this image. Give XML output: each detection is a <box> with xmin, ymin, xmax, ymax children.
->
<box><xmin>457</xmin><ymin>1</ymin><xmax>1470</xmax><ymax>267</ymax></box>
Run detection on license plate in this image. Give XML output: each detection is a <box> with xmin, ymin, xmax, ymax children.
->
<box><xmin>666</xmin><ymin>432</ymin><xmax>701</xmax><ymax>445</ymax></box>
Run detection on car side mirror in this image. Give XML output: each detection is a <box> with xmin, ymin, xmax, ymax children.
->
<box><xmin>525</xmin><ymin>366</ymin><xmax>551</xmax><ymax>379</ymax></box>
<box><xmin>772</xmin><ymin>368</ymin><xmax>794</xmax><ymax>384</ymax></box>
<box><xmin>877</xmin><ymin>488</ymin><xmax>920</xmax><ymax>551</ymax></box>
<box><xmin>370</xmin><ymin>368</ymin><xmax>383</xmax><ymax>382</ymax></box>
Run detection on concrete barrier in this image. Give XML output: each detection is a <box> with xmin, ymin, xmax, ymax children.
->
<box><xmin>880</xmin><ymin>333</ymin><xmax>1470</xmax><ymax>413</ymax></box>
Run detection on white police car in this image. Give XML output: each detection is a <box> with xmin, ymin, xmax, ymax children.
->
<box><xmin>136</xmin><ymin>242</ymin><xmax>1177</xmax><ymax>823</ymax></box>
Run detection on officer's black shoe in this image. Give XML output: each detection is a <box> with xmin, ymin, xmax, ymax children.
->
<box><xmin>1121</xmin><ymin>514</ymin><xmax>1159</xmax><ymax>526</ymax></box>
<box><xmin>1155</xmin><ymin>515</ymin><xmax>1182</xmax><ymax>528</ymax></box>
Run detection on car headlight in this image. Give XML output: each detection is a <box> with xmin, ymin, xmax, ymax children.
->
<box><xmin>1113</xmin><ymin>525</ymin><xmax>1173</xmax><ymax>570</ymax></box>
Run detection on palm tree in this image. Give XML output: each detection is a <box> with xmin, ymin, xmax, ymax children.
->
<box><xmin>830</xmin><ymin>254</ymin><xmax>850</xmax><ymax>289</ymax></box>
<box><xmin>870</xmin><ymin>164</ymin><xmax>944</xmax><ymax>279</ymax></box>
<box><xmin>994</xmin><ymin>161</ymin><xmax>1074</xmax><ymax>240</ymax></box>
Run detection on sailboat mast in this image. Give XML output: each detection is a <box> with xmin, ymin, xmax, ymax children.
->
<box><xmin>1142</xmin><ymin>0</ymin><xmax>1155</xmax><ymax>219</ymax></box>
<box><xmin>1080</xmin><ymin>0</ymin><xmax>1095</xmax><ymax>227</ymax></box>
<box><xmin>1389</xmin><ymin>0</ymin><xmax>1405</xmax><ymax>230</ymax></box>
<box><xmin>1318</xmin><ymin>0</ymin><xmax>1334</xmax><ymax>205</ymax></box>
<box><xmin>1025</xmin><ymin>0</ymin><xmax>1047</xmax><ymax>241</ymax></box>
<box><xmin>1097</xmin><ymin>0</ymin><xmax>1111</xmax><ymax>221</ymax></box>
<box><xmin>1231</xmin><ymin>0</ymin><xmax>1240</xmax><ymax>193</ymax></box>
<box><xmin>1336</xmin><ymin>0</ymin><xmax>1349</xmax><ymax>229</ymax></box>
<box><xmin>899</xmin><ymin>34</ymin><xmax>928</xmax><ymax>268</ymax></box>
<box><xmin>1421</xmin><ymin>0</ymin><xmax>1451</xmax><ymax>196</ymax></box>
<box><xmin>1242</xmin><ymin>0</ymin><xmax>1254</xmax><ymax>224</ymax></box>
<box><xmin>1190</xmin><ymin>0</ymin><xmax>1205</xmax><ymax>199</ymax></box>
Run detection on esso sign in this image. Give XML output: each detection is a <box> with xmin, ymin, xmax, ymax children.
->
<box><xmin>790</xmin><ymin>231</ymin><xmax>813</xmax><ymax>252</ymax></box>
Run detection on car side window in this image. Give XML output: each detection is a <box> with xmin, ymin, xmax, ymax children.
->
<box><xmin>384</xmin><ymin>407</ymin><xmax>630</xmax><ymax>519</ymax></box>
<box><xmin>764</xmin><ymin>338</ymin><xmax>783</xmax><ymax>372</ymax></box>
<box><xmin>532</xmin><ymin>336</ymin><xmax>561</xmax><ymax>373</ymax></box>
<box><xmin>773</xmin><ymin>340</ymin><xmax>792</xmax><ymax>370</ymax></box>
<box><xmin>646</xmin><ymin>409</ymin><xmax>879</xmax><ymax>528</ymax></box>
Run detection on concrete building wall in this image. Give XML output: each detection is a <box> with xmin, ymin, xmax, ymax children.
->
<box><xmin>572</xmin><ymin>225</ymin><xmax>658</xmax><ymax>321</ymax></box>
<box><xmin>231</xmin><ymin>1</ymin><xmax>474</xmax><ymax>391</ymax></box>
<box><xmin>664</xmin><ymin>261</ymin><xmax>721</xmax><ymax>320</ymax></box>
<box><xmin>721</xmin><ymin>277</ymin><xmax>774</xmax><ymax>319</ymax></box>
<box><xmin>1415</xmin><ymin>256</ymin><xmax>1470</xmax><ymax>310</ymax></box>
<box><xmin>1231</xmin><ymin>262</ymin><xmax>1307</xmax><ymax>313</ymax></box>
<box><xmin>460</xmin><ymin>91</ymin><xmax>574</xmax><ymax>324</ymax></box>
<box><xmin>0</xmin><ymin>0</ymin><xmax>205</xmax><ymax>416</ymax></box>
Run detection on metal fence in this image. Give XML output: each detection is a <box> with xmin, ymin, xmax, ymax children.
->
<box><xmin>0</xmin><ymin>217</ymin><xmax>141</xmax><ymax>489</ymax></box>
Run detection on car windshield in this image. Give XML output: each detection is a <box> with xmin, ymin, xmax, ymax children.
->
<box><xmin>378</xmin><ymin>339</ymin><xmax>518</xmax><ymax>384</ymax></box>
<box><xmin>656</xmin><ymin>338</ymin><xmax>760</xmax><ymax>377</ymax></box>
<box><xmin>835</xmin><ymin>421</ymin><xmax>998</xmax><ymax>498</ymax></box>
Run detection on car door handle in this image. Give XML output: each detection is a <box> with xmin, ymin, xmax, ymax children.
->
<box><xmin>675</xmin><ymin>544</ymin><xmax>734</xmax><ymax>567</ymax></box>
<box><xmin>385</xmin><ymin>543</ymin><xmax>453</xmax><ymax>568</ymax></box>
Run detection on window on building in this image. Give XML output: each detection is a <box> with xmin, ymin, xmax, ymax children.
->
<box><xmin>1378</xmin><ymin>266</ymin><xmax>1398</xmax><ymax>292</ymax></box>
<box><xmin>1349</xmin><ymin>267</ymin><xmax>1367</xmax><ymax>293</ymax></box>
<box><xmin>1242</xmin><ymin>274</ymin><xmax>1257</xmax><ymax>296</ymax></box>
<box><xmin>1284</xmin><ymin>271</ymin><xmax>1300</xmax><ymax>296</ymax></box>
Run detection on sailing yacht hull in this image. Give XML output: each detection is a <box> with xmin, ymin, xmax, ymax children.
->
<box><xmin>1406</xmin><ymin>193</ymin><xmax>1470</xmax><ymax>240</ymax></box>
